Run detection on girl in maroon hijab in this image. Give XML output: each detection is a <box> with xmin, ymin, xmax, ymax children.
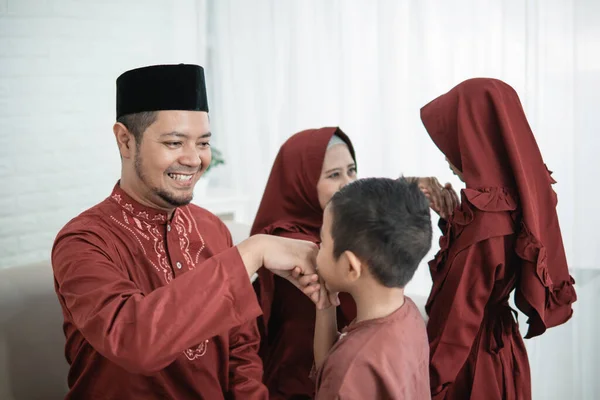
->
<box><xmin>421</xmin><ymin>78</ymin><xmax>577</xmax><ymax>400</ymax></box>
<box><xmin>250</xmin><ymin>127</ymin><xmax>358</xmax><ymax>399</ymax></box>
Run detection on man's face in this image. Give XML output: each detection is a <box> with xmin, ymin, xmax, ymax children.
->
<box><xmin>130</xmin><ymin>110</ymin><xmax>211</xmax><ymax>210</ymax></box>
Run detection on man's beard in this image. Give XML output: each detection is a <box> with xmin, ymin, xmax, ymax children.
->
<box><xmin>134</xmin><ymin>152</ymin><xmax>194</xmax><ymax>207</ymax></box>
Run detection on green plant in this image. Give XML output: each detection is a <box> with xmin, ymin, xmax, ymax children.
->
<box><xmin>206</xmin><ymin>147</ymin><xmax>225</xmax><ymax>174</ymax></box>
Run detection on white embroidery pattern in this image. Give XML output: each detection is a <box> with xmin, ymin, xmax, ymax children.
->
<box><xmin>174</xmin><ymin>208</ymin><xmax>205</xmax><ymax>269</ymax></box>
<box><xmin>111</xmin><ymin>191</ymin><xmax>209</xmax><ymax>362</ymax></box>
<box><xmin>184</xmin><ymin>207</ymin><xmax>206</xmax><ymax>265</ymax></box>
<box><xmin>174</xmin><ymin>212</ymin><xmax>194</xmax><ymax>268</ymax></box>
<box><xmin>145</xmin><ymin>222</ymin><xmax>173</xmax><ymax>283</ymax></box>
<box><xmin>111</xmin><ymin>192</ymin><xmax>167</xmax><ymax>222</ymax></box>
<box><xmin>110</xmin><ymin>214</ymin><xmax>171</xmax><ymax>283</ymax></box>
<box><xmin>184</xmin><ymin>340</ymin><xmax>210</xmax><ymax>360</ymax></box>
<box><xmin>110</xmin><ymin>216</ymin><xmax>146</xmax><ymax>255</ymax></box>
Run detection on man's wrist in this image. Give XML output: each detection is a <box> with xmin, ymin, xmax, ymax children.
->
<box><xmin>237</xmin><ymin>235</ymin><xmax>265</xmax><ymax>277</ymax></box>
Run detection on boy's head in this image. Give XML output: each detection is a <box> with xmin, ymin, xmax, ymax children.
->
<box><xmin>317</xmin><ymin>177</ymin><xmax>432</xmax><ymax>293</ymax></box>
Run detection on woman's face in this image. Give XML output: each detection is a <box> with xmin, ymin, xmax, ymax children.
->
<box><xmin>316</xmin><ymin>143</ymin><xmax>357</xmax><ymax>209</ymax></box>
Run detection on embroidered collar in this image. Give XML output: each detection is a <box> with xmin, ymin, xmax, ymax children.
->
<box><xmin>109</xmin><ymin>182</ymin><xmax>174</xmax><ymax>224</ymax></box>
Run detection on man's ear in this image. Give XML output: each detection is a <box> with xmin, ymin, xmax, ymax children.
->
<box><xmin>113</xmin><ymin>122</ymin><xmax>135</xmax><ymax>159</ymax></box>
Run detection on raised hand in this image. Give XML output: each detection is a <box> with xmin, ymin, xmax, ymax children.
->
<box><xmin>417</xmin><ymin>177</ymin><xmax>460</xmax><ymax>219</ymax></box>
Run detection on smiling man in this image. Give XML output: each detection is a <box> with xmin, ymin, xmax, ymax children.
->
<box><xmin>51</xmin><ymin>64</ymin><xmax>320</xmax><ymax>399</ymax></box>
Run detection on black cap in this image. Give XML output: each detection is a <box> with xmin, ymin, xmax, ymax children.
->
<box><xmin>116</xmin><ymin>64</ymin><xmax>208</xmax><ymax>119</ymax></box>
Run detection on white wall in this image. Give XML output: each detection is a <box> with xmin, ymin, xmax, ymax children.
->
<box><xmin>0</xmin><ymin>0</ymin><xmax>206</xmax><ymax>268</ymax></box>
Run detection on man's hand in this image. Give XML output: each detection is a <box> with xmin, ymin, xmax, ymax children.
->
<box><xmin>417</xmin><ymin>177</ymin><xmax>460</xmax><ymax>219</ymax></box>
<box><xmin>238</xmin><ymin>234</ymin><xmax>321</xmax><ymax>291</ymax></box>
<box><xmin>261</xmin><ymin>235</ymin><xmax>318</xmax><ymax>274</ymax></box>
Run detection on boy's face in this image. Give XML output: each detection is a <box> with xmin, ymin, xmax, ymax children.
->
<box><xmin>316</xmin><ymin>205</ymin><xmax>345</xmax><ymax>292</ymax></box>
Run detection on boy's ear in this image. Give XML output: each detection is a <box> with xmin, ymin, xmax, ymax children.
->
<box><xmin>343</xmin><ymin>250</ymin><xmax>363</xmax><ymax>282</ymax></box>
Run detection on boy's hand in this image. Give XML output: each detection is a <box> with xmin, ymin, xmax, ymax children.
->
<box><xmin>291</xmin><ymin>267</ymin><xmax>321</xmax><ymax>302</ymax></box>
<box><xmin>315</xmin><ymin>281</ymin><xmax>340</xmax><ymax>310</ymax></box>
<box><xmin>292</xmin><ymin>268</ymin><xmax>339</xmax><ymax>309</ymax></box>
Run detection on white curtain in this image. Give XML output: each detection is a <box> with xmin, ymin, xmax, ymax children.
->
<box><xmin>205</xmin><ymin>0</ymin><xmax>599</xmax><ymax>398</ymax></box>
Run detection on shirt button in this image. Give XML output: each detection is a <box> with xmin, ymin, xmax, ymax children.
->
<box><xmin>176</xmin><ymin>262</ymin><xmax>182</xmax><ymax>269</ymax></box>
<box><xmin>167</xmin><ymin>225</ymin><xmax>171</xmax><ymax>232</ymax></box>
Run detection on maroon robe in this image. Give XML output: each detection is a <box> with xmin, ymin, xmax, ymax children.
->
<box><xmin>315</xmin><ymin>297</ymin><xmax>430</xmax><ymax>399</ymax></box>
<box><xmin>51</xmin><ymin>183</ymin><xmax>267</xmax><ymax>399</ymax></box>
<box><xmin>421</xmin><ymin>78</ymin><xmax>577</xmax><ymax>399</ymax></box>
<box><xmin>251</xmin><ymin>127</ymin><xmax>357</xmax><ymax>399</ymax></box>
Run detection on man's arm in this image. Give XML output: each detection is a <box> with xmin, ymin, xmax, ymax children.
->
<box><xmin>52</xmin><ymin>230</ymin><xmax>261</xmax><ymax>375</ymax></box>
<box><xmin>226</xmin><ymin>319</ymin><xmax>268</xmax><ymax>399</ymax></box>
<box><xmin>52</xmin><ymin>230</ymin><xmax>318</xmax><ymax>376</ymax></box>
<box><xmin>220</xmin><ymin>222</ymin><xmax>268</xmax><ymax>399</ymax></box>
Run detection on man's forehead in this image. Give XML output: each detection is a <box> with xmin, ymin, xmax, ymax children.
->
<box><xmin>159</xmin><ymin>131</ymin><xmax>212</xmax><ymax>139</ymax></box>
<box><xmin>155</xmin><ymin>109</ymin><xmax>209</xmax><ymax>121</ymax></box>
<box><xmin>149</xmin><ymin>111</ymin><xmax>211</xmax><ymax>137</ymax></box>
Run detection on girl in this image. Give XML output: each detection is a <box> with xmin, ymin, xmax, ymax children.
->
<box><xmin>421</xmin><ymin>78</ymin><xmax>577</xmax><ymax>399</ymax></box>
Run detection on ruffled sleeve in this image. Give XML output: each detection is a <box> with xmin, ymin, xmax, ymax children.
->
<box><xmin>461</xmin><ymin>185</ymin><xmax>576</xmax><ymax>338</ymax></box>
<box><xmin>426</xmin><ymin>187</ymin><xmax>517</xmax><ymax>315</ymax></box>
<box><xmin>462</xmin><ymin>187</ymin><xmax>518</xmax><ymax>212</ymax></box>
<box><xmin>514</xmin><ymin>224</ymin><xmax>576</xmax><ymax>338</ymax></box>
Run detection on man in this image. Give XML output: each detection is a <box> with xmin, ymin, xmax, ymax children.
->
<box><xmin>51</xmin><ymin>64</ymin><xmax>319</xmax><ymax>399</ymax></box>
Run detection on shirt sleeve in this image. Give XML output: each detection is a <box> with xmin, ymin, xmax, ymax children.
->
<box><xmin>316</xmin><ymin>356</ymin><xmax>383</xmax><ymax>400</ymax></box>
<box><xmin>226</xmin><ymin>319</ymin><xmax>268</xmax><ymax>399</ymax></box>
<box><xmin>220</xmin><ymin>220</ymin><xmax>268</xmax><ymax>399</ymax></box>
<box><xmin>52</xmin><ymin>228</ymin><xmax>262</xmax><ymax>375</ymax></box>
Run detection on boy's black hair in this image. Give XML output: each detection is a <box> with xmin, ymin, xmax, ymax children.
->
<box><xmin>328</xmin><ymin>177</ymin><xmax>432</xmax><ymax>288</ymax></box>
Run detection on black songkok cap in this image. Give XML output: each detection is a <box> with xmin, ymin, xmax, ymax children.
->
<box><xmin>116</xmin><ymin>64</ymin><xmax>208</xmax><ymax>119</ymax></box>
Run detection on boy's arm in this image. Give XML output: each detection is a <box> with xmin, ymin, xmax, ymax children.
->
<box><xmin>313</xmin><ymin>282</ymin><xmax>341</xmax><ymax>370</ymax></box>
<box><xmin>316</xmin><ymin>355</ymin><xmax>383</xmax><ymax>400</ymax></box>
<box><xmin>314</xmin><ymin>306</ymin><xmax>338</xmax><ymax>370</ymax></box>
<box><xmin>294</xmin><ymin>272</ymin><xmax>341</xmax><ymax>371</ymax></box>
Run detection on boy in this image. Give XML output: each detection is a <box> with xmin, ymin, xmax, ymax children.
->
<box><xmin>311</xmin><ymin>177</ymin><xmax>432</xmax><ymax>399</ymax></box>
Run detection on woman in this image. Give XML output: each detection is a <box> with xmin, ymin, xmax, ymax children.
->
<box><xmin>421</xmin><ymin>78</ymin><xmax>577</xmax><ymax>399</ymax></box>
<box><xmin>251</xmin><ymin>127</ymin><xmax>358</xmax><ymax>399</ymax></box>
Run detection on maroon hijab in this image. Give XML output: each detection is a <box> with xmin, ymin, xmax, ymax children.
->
<box><xmin>251</xmin><ymin>127</ymin><xmax>356</xmax><ymax>331</ymax></box>
<box><xmin>421</xmin><ymin>78</ymin><xmax>576</xmax><ymax>338</ymax></box>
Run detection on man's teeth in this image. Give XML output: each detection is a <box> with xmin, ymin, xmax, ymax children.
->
<box><xmin>168</xmin><ymin>173</ymin><xmax>193</xmax><ymax>181</ymax></box>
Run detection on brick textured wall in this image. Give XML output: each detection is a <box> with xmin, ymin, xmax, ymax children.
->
<box><xmin>0</xmin><ymin>0</ymin><xmax>205</xmax><ymax>268</ymax></box>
